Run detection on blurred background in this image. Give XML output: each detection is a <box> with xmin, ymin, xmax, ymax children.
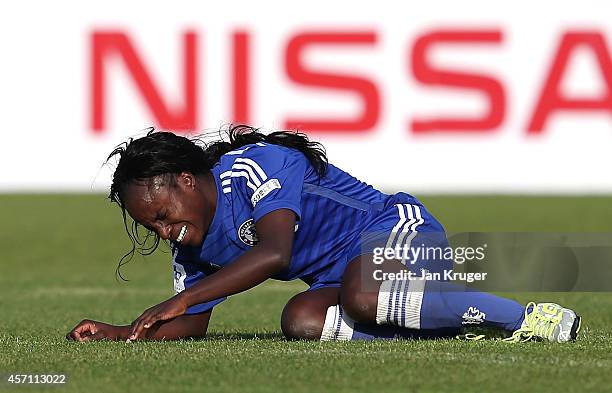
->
<box><xmin>1</xmin><ymin>1</ymin><xmax>611</xmax><ymax>193</ymax></box>
<box><xmin>2</xmin><ymin>2</ymin><xmax>612</xmax><ymax>391</ymax></box>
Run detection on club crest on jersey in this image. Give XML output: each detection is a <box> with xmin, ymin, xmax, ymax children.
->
<box><xmin>462</xmin><ymin>306</ymin><xmax>486</xmax><ymax>325</ymax></box>
<box><xmin>172</xmin><ymin>262</ymin><xmax>187</xmax><ymax>293</ymax></box>
<box><xmin>238</xmin><ymin>219</ymin><xmax>259</xmax><ymax>246</ymax></box>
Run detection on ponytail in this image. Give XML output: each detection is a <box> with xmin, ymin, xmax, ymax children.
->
<box><xmin>203</xmin><ymin>124</ymin><xmax>328</xmax><ymax>177</ymax></box>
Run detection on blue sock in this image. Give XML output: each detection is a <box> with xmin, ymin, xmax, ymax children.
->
<box><xmin>376</xmin><ymin>279</ymin><xmax>525</xmax><ymax>332</ymax></box>
<box><xmin>320</xmin><ymin>305</ymin><xmax>458</xmax><ymax>341</ymax></box>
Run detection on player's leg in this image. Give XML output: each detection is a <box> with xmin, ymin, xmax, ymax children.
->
<box><xmin>339</xmin><ymin>199</ymin><xmax>524</xmax><ymax>332</ymax></box>
<box><xmin>281</xmin><ymin>286</ymin><xmax>453</xmax><ymax>341</ymax></box>
<box><xmin>341</xmin><ymin>254</ymin><xmax>525</xmax><ymax>331</ymax></box>
<box><xmin>335</xmin><ymin>198</ymin><xmax>579</xmax><ymax>342</ymax></box>
<box><xmin>281</xmin><ymin>287</ymin><xmax>339</xmax><ymax>340</ymax></box>
<box><xmin>340</xmin><ymin>254</ymin><xmax>581</xmax><ymax>342</ymax></box>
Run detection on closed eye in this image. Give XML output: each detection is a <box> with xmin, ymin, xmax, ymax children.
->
<box><xmin>156</xmin><ymin>210</ymin><xmax>167</xmax><ymax>221</ymax></box>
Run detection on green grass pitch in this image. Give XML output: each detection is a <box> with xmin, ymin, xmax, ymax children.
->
<box><xmin>2</xmin><ymin>194</ymin><xmax>612</xmax><ymax>392</ymax></box>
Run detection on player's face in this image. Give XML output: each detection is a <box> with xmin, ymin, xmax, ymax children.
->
<box><xmin>122</xmin><ymin>173</ymin><xmax>213</xmax><ymax>247</ymax></box>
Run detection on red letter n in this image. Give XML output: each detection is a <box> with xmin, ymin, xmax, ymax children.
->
<box><xmin>91</xmin><ymin>31</ymin><xmax>198</xmax><ymax>133</ymax></box>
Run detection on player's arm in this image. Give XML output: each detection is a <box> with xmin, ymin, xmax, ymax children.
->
<box><xmin>182</xmin><ymin>208</ymin><xmax>295</xmax><ymax>301</ymax></box>
<box><xmin>128</xmin><ymin>208</ymin><xmax>296</xmax><ymax>340</ymax></box>
<box><xmin>66</xmin><ymin>311</ymin><xmax>212</xmax><ymax>342</ymax></box>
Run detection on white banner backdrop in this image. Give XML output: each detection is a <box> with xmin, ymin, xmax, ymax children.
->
<box><xmin>1</xmin><ymin>1</ymin><xmax>611</xmax><ymax>193</ymax></box>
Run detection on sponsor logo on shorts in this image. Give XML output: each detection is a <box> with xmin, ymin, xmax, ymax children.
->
<box><xmin>462</xmin><ymin>306</ymin><xmax>486</xmax><ymax>325</ymax></box>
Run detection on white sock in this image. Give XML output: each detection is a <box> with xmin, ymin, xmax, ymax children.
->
<box><xmin>320</xmin><ymin>305</ymin><xmax>355</xmax><ymax>341</ymax></box>
<box><xmin>375</xmin><ymin>278</ymin><xmax>425</xmax><ymax>329</ymax></box>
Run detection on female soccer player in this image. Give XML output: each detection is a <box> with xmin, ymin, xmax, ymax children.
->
<box><xmin>66</xmin><ymin>126</ymin><xmax>581</xmax><ymax>343</ymax></box>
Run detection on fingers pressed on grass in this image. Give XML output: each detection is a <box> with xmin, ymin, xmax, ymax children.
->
<box><xmin>129</xmin><ymin>321</ymin><xmax>146</xmax><ymax>340</ymax></box>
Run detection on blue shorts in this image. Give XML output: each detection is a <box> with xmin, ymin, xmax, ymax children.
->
<box><xmin>308</xmin><ymin>193</ymin><xmax>453</xmax><ymax>291</ymax></box>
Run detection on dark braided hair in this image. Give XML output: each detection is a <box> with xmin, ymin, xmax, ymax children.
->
<box><xmin>107</xmin><ymin>124</ymin><xmax>327</xmax><ymax>280</ymax></box>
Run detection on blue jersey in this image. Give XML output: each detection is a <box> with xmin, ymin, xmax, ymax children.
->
<box><xmin>173</xmin><ymin>143</ymin><xmax>452</xmax><ymax>314</ymax></box>
<box><xmin>171</xmin><ymin>142</ymin><xmax>451</xmax><ymax>314</ymax></box>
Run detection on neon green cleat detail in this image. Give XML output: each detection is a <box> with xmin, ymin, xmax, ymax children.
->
<box><xmin>503</xmin><ymin>302</ymin><xmax>581</xmax><ymax>343</ymax></box>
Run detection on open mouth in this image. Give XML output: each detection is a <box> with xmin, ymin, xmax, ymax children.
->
<box><xmin>176</xmin><ymin>225</ymin><xmax>187</xmax><ymax>244</ymax></box>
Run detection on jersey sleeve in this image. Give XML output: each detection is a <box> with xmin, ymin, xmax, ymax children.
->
<box><xmin>227</xmin><ymin>144</ymin><xmax>308</xmax><ymax>222</ymax></box>
<box><xmin>172</xmin><ymin>245</ymin><xmax>226</xmax><ymax>314</ymax></box>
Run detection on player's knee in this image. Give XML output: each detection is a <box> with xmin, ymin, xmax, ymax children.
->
<box><xmin>281</xmin><ymin>294</ymin><xmax>326</xmax><ymax>341</ymax></box>
<box><xmin>340</xmin><ymin>260</ymin><xmax>377</xmax><ymax>323</ymax></box>
<box><xmin>340</xmin><ymin>287</ymin><xmax>376</xmax><ymax>324</ymax></box>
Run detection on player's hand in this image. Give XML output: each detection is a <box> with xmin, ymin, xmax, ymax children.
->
<box><xmin>66</xmin><ymin>320</ymin><xmax>121</xmax><ymax>342</ymax></box>
<box><xmin>128</xmin><ymin>294</ymin><xmax>188</xmax><ymax>341</ymax></box>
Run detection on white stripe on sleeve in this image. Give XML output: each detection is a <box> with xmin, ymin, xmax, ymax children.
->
<box><xmin>230</xmin><ymin>171</ymin><xmax>258</xmax><ymax>191</ymax></box>
<box><xmin>234</xmin><ymin>158</ymin><xmax>268</xmax><ymax>182</ymax></box>
<box><xmin>232</xmin><ymin>163</ymin><xmax>262</xmax><ymax>187</ymax></box>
